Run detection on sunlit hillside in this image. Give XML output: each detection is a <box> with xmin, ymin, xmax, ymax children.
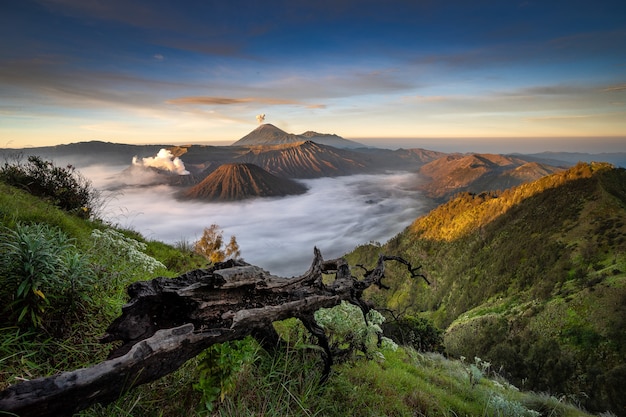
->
<box><xmin>349</xmin><ymin>162</ymin><xmax>626</xmax><ymax>415</ymax></box>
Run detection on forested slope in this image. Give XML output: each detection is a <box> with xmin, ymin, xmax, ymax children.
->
<box><xmin>348</xmin><ymin>162</ymin><xmax>626</xmax><ymax>415</ymax></box>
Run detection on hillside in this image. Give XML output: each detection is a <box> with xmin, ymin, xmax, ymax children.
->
<box><xmin>181</xmin><ymin>163</ymin><xmax>307</xmax><ymax>201</ymax></box>
<box><xmin>348</xmin><ymin>162</ymin><xmax>626</xmax><ymax>415</ymax></box>
<box><xmin>417</xmin><ymin>153</ymin><xmax>564</xmax><ymax>201</ymax></box>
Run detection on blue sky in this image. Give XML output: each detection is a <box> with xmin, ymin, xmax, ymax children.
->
<box><xmin>1</xmin><ymin>0</ymin><xmax>625</xmax><ymax>152</ymax></box>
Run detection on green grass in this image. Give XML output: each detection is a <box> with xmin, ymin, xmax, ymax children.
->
<box><xmin>0</xmin><ymin>182</ymin><xmax>95</xmax><ymax>245</ymax></box>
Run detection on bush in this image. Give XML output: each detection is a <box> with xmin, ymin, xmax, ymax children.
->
<box><xmin>0</xmin><ymin>156</ymin><xmax>99</xmax><ymax>218</ymax></box>
<box><xmin>0</xmin><ymin>223</ymin><xmax>95</xmax><ymax>331</ymax></box>
<box><xmin>90</xmin><ymin>229</ymin><xmax>166</xmax><ymax>293</ymax></box>
<box><xmin>486</xmin><ymin>394</ymin><xmax>540</xmax><ymax>417</ymax></box>
<box><xmin>194</xmin><ymin>338</ymin><xmax>258</xmax><ymax>412</ymax></box>
<box><xmin>314</xmin><ymin>301</ymin><xmax>397</xmax><ymax>360</ymax></box>
<box><xmin>382</xmin><ymin>314</ymin><xmax>444</xmax><ymax>353</ymax></box>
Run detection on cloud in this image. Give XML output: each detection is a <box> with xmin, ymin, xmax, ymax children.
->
<box><xmin>166</xmin><ymin>96</ymin><xmax>324</xmax><ymax>108</ymax></box>
<box><xmin>153</xmin><ymin>54</ymin><xmax>164</xmax><ymax>61</ymax></box>
<box><xmin>87</xmin><ymin>166</ymin><xmax>427</xmax><ymax>277</ymax></box>
<box><xmin>525</xmin><ymin>114</ymin><xmax>595</xmax><ymax>122</ymax></box>
<box><xmin>525</xmin><ymin>112</ymin><xmax>625</xmax><ymax>122</ymax></box>
<box><xmin>264</xmin><ymin>69</ymin><xmax>415</xmax><ymax>100</ymax></box>
<box><xmin>405</xmin><ymin>95</ymin><xmax>449</xmax><ymax>103</ymax></box>
<box><xmin>602</xmin><ymin>84</ymin><xmax>626</xmax><ymax>92</ymax></box>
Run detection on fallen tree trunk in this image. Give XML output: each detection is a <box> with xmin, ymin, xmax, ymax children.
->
<box><xmin>0</xmin><ymin>248</ymin><xmax>423</xmax><ymax>417</ymax></box>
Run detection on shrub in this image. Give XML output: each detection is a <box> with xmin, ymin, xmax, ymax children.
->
<box><xmin>90</xmin><ymin>229</ymin><xmax>166</xmax><ymax>292</ymax></box>
<box><xmin>382</xmin><ymin>314</ymin><xmax>444</xmax><ymax>352</ymax></box>
<box><xmin>486</xmin><ymin>394</ymin><xmax>540</xmax><ymax>417</ymax></box>
<box><xmin>314</xmin><ymin>301</ymin><xmax>396</xmax><ymax>360</ymax></box>
<box><xmin>0</xmin><ymin>156</ymin><xmax>100</xmax><ymax>218</ymax></box>
<box><xmin>194</xmin><ymin>338</ymin><xmax>258</xmax><ymax>412</ymax></box>
<box><xmin>0</xmin><ymin>223</ymin><xmax>95</xmax><ymax>330</ymax></box>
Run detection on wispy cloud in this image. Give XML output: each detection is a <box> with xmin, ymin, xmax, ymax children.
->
<box><xmin>525</xmin><ymin>112</ymin><xmax>625</xmax><ymax>122</ymax></box>
<box><xmin>526</xmin><ymin>114</ymin><xmax>596</xmax><ymax>122</ymax></box>
<box><xmin>404</xmin><ymin>95</ymin><xmax>449</xmax><ymax>103</ymax></box>
<box><xmin>166</xmin><ymin>96</ymin><xmax>315</xmax><ymax>106</ymax></box>
<box><xmin>601</xmin><ymin>83</ymin><xmax>626</xmax><ymax>92</ymax></box>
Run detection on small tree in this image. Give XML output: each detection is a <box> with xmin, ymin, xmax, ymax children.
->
<box><xmin>194</xmin><ymin>224</ymin><xmax>240</xmax><ymax>264</ymax></box>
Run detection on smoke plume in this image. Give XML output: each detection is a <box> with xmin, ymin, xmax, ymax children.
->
<box><xmin>132</xmin><ymin>149</ymin><xmax>190</xmax><ymax>175</ymax></box>
<box><xmin>256</xmin><ymin>114</ymin><xmax>266</xmax><ymax>124</ymax></box>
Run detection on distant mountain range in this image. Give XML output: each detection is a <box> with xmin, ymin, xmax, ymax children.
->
<box><xmin>417</xmin><ymin>153</ymin><xmax>563</xmax><ymax>201</ymax></box>
<box><xmin>1</xmin><ymin>125</ymin><xmax>623</xmax><ymax>202</ymax></box>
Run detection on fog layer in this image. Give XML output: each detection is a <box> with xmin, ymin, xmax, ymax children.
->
<box><xmin>85</xmin><ymin>166</ymin><xmax>428</xmax><ymax>277</ymax></box>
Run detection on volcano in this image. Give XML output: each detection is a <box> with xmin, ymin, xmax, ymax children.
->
<box><xmin>231</xmin><ymin>124</ymin><xmax>365</xmax><ymax>149</ymax></box>
<box><xmin>182</xmin><ymin>163</ymin><xmax>307</xmax><ymax>201</ymax></box>
<box><xmin>235</xmin><ymin>140</ymin><xmax>369</xmax><ymax>178</ymax></box>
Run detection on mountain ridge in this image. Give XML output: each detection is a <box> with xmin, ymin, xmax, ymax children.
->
<box><xmin>347</xmin><ymin>162</ymin><xmax>626</xmax><ymax>414</ymax></box>
<box><xmin>417</xmin><ymin>153</ymin><xmax>566</xmax><ymax>201</ymax></box>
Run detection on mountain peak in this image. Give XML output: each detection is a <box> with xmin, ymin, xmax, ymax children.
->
<box><xmin>232</xmin><ymin>124</ymin><xmax>299</xmax><ymax>147</ymax></box>
<box><xmin>181</xmin><ymin>162</ymin><xmax>307</xmax><ymax>201</ymax></box>
<box><xmin>231</xmin><ymin>124</ymin><xmax>366</xmax><ymax>149</ymax></box>
<box><xmin>252</xmin><ymin>123</ymin><xmax>287</xmax><ymax>135</ymax></box>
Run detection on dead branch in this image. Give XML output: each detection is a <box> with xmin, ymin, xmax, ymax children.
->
<box><xmin>0</xmin><ymin>248</ymin><xmax>420</xmax><ymax>417</ymax></box>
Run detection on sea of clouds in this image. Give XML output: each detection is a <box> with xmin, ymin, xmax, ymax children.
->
<box><xmin>81</xmin><ymin>163</ymin><xmax>429</xmax><ymax>277</ymax></box>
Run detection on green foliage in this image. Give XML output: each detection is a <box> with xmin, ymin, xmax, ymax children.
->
<box><xmin>91</xmin><ymin>229</ymin><xmax>165</xmax><ymax>273</ymax></box>
<box><xmin>144</xmin><ymin>239</ymin><xmax>206</xmax><ymax>274</ymax></box>
<box><xmin>90</xmin><ymin>228</ymin><xmax>166</xmax><ymax>294</ymax></box>
<box><xmin>314</xmin><ymin>301</ymin><xmax>397</xmax><ymax>360</ymax></box>
<box><xmin>382</xmin><ymin>314</ymin><xmax>444</xmax><ymax>352</ymax></box>
<box><xmin>347</xmin><ymin>163</ymin><xmax>626</xmax><ymax>415</ymax></box>
<box><xmin>0</xmin><ymin>182</ymin><xmax>95</xmax><ymax>244</ymax></box>
<box><xmin>467</xmin><ymin>356</ymin><xmax>491</xmax><ymax>388</ymax></box>
<box><xmin>0</xmin><ymin>223</ymin><xmax>95</xmax><ymax>330</ymax></box>
<box><xmin>217</xmin><ymin>340</ymin><xmax>331</xmax><ymax>417</ymax></box>
<box><xmin>0</xmin><ymin>155</ymin><xmax>100</xmax><ymax>218</ymax></box>
<box><xmin>194</xmin><ymin>338</ymin><xmax>258</xmax><ymax>412</ymax></box>
<box><xmin>485</xmin><ymin>394</ymin><xmax>540</xmax><ymax>417</ymax></box>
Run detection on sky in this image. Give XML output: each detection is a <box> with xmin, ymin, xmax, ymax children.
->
<box><xmin>2</xmin><ymin>0</ymin><xmax>626</xmax><ymax>152</ymax></box>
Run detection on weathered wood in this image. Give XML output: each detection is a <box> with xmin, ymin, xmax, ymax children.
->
<box><xmin>0</xmin><ymin>248</ymin><xmax>421</xmax><ymax>417</ymax></box>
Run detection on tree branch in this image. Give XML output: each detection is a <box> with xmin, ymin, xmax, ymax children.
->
<box><xmin>0</xmin><ymin>248</ymin><xmax>420</xmax><ymax>417</ymax></box>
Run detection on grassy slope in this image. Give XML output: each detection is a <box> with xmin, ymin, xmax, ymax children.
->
<box><xmin>0</xmin><ymin>181</ymin><xmax>600</xmax><ymax>417</ymax></box>
<box><xmin>347</xmin><ymin>162</ymin><xmax>626</xmax><ymax>414</ymax></box>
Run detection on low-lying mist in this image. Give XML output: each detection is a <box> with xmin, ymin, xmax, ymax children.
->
<box><xmin>84</xmin><ymin>165</ymin><xmax>429</xmax><ymax>277</ymax></box>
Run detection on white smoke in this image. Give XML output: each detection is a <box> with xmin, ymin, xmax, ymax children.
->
<box><xmin>132</xmin><ymin>149</ymin><xmax>190</xmax><ymax>175</ymax></box>
<box><xmin>256</xmin><ymin>113</ymin><xmax>266</xmax><ymax>124</ymax></box>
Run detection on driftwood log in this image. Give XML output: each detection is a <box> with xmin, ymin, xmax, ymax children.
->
<box><xmin>0</xmin><ymin>248</ymin><xmax>422</xmax><ymax>417</ymax></box>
